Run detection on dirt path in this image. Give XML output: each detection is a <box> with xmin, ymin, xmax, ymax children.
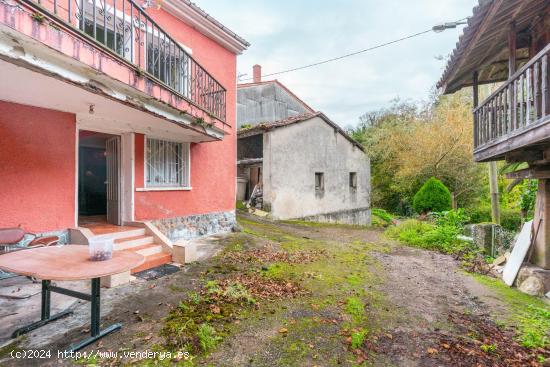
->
<box><xmin>1</xmin><ymin>214</ymin><xmax>547</xmax><ymax>366</ymax></box>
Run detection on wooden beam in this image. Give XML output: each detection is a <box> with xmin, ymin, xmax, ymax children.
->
<box><xmin>473</xmin><ymin>70</ymin><xmax>479</xmax><ymax>108</ymax></box>
<box><xmin>505</xmin><ymin>149</ymin><xmax>544</xmax><ymax>163</ymax></box>
<box><xmin>506</xmin><ymin>166</ymin><xmax>550</xmax><ymax>179</ymax></box>
<box><xmin>508</xmin><ymin>21</ymin><xmax>517</xmax><ymax>77</ymax></box>
<box><xmin>445</xmin><ymin>0</ymin><xmax>505</xmax><ymax>87</ymax></box>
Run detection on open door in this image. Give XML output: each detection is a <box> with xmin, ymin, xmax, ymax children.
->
<box><xmin>106</xmin><ymin>136</ymin><xmax>121</xmax><ymax>225</ymax></box>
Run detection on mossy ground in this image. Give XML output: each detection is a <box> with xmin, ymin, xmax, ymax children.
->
<box><xmin>468</xmin><ymin>273</ymin><xmax>550</xmax><ymax>349</ymax></box>
<box><xmin>9</xmin><ymin>213</ymin><xmax>548</xmax><ymax>366</ymax></box>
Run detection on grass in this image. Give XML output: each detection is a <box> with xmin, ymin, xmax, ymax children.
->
<box><xmin>351</xmin><ymin>328</ymin><xmax>369</xmax><ymax>349</ymax></box>
<box><xmin>345</xmin><ymin>296</ymin><xmax>366</xmax><ymax>324</ymax></box>
<box><xmin>228</xmin><ymin>216</ymin><xmax>393</xmax><ymax>365</ymax></box>
<box><xmin>469</xmin><ymin>273</ymin><xmax>550</xmax><ymax>349</ymax></box>
<box><xmin>278</xmin><ymin>219</ymin><xmax>368</xmax><ymax>230</ymax></box>
<box><xmin>197</xmin><ymin>324</ymin><xmax>222</xmax><ymax>353</ymax></box>
<box><xmin>371</xmin><ymin>208</ymin><xmax>394</xmax><ymax>227</ymax></box>
<box><xmin>385</xmin><ymin>219</ymin><xmax>480</xmax><ymax>259</ymax></box>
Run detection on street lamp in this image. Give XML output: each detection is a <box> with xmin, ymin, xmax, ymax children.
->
<box><xmin>432</xmin><ymin>20</ymin><xmax>469</xmax><ymax>33</ymax></box>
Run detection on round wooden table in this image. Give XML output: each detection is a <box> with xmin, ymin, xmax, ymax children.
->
<box><xmin>0</xmin><ymin>245</ymin><xmax>144</xmax><ymax>351</ymax></box>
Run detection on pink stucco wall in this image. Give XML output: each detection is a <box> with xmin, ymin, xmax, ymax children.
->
<box><xmin>0</xmin><ymin>101</ymin><xmax>76</xmax><ymax>232</ymax></box>
<box><xmin>0</xmin><ymin>0</ymin><xmax>227</xmax><ymax>130</ymax></box>
<box><xmin>132</xmin><ymin>8</ymin><xmax>237</xmax><ymax>220</ymax></box>
<box><xmin>0</xmin><ymin>3</ymin><xmax>238</xmax><ymax>228</ymax></box>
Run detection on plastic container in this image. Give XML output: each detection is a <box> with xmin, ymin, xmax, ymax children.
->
<box><xmin>88</xmin><ymin>238</ymin><xmax>113</xmax><ymax>261</ymax></box>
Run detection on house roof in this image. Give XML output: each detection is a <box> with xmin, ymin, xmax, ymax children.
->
<box><xmin>238</xmin><ymin>80</ymin><xmax>316</xmax><ymax>114</ymax></box>
<box><xmin>437</xmin><ymin>0</ymin><xmax>546</xmax><ymax>94</ymax></box>
<box><xmin>237</xmin><ymin>112</ymin><xmax>365</xmax><ymax>152</ymax></box>
<box><xmin>163</xmin><ymin>0</ymin><xmax>250</xmax><ymax>54</ymax></box>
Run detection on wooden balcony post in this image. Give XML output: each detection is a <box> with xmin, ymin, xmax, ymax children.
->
<box><xmin>473</xmin><ymin>71</ymin><xmax>479</xmax><ymax>147</ymax></box>
<box><xmin>509</xmin><ymin>22</ymin><xmax>517</xmax><ymax>129</ymax></box>
<box><xmin>543</xmin><ymin>54</ymin><xmax>548</xmax><ymax>117</ymax></box>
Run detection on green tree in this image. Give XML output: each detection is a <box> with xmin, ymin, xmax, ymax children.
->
<box><xmin>348</xmin><ymin>90</ymin><xmax>485</xmax><ymax>214</ymax></box>
<box><xmin>413</xmin><ymin>177</ymin><xmax>452</xmax><ymax>214</ymax></box>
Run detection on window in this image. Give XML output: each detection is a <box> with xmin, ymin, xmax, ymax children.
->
<box><xmin>146</xmin><ymin>40</ymin><xmax>191</xmax><ymax>97</ymax></box>
<box><xmin>81</xmin><ymin>3</ymin><xmax>133</xmax><ymax>61</ymax></box>
<box><xmin>145</xmin><ymin>138</ymin><xmax>190</xmax><ymax>188</ymax></box>
<box><xmin>349</xmin><ymin>172</ymin><xmax>357</xmax><ymax>190</ymax></box>
<box><xmin>315</xmin><ymin>172</ymin><xmax>324</xmax><ymax>192</ymax></box>
<box><xmin>83</xmin><ymin>21</ymin><xmax>124</xmax><ymax>55</ymax></box>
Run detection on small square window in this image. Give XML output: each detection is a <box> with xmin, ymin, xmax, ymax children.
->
<box><xmin>349</xmin><ymin>172</ymin><xmax>357</xmax><ymax>189</ymax></box>
<box><xmin>315</xmin><ymin>172</ymin><xmax>324</xmax><ymax>192</ymax></box>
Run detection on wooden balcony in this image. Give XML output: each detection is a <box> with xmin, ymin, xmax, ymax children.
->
<box><xmin>19</xmin><ymin>0</ymin><xmax>226</xmax><ymax>121</ymax></box>
<box><xmin>473</xmin><ymin>43</ymin><xmax>550</xmax><ymax>162</ymax></box>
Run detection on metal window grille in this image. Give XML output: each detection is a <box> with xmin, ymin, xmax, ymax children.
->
<box><xmin>23</xmin><ymin>0</ymin><xmax>226</xmax><ymax>120</ymax></box>
<box><xmin>145</xmin><ymin>138</ymin><xmax>189</xmax><ymax>187</ymax></box>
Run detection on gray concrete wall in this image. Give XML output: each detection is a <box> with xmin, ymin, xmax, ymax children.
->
<box><xmin>263</xmin><ymin>117</ymin><xmax>370</xmax><ymax>224</ymax></box>
<box><xmin>237</xmin><ymin>83</ymin><xmax>311</xmax><ymax>127</ymax></box>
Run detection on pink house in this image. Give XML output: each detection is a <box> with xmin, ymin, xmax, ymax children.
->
<box><xmin>0</xmin><ymin>0</ymin><xmax>248</xmax><ymax>274</ymax></box>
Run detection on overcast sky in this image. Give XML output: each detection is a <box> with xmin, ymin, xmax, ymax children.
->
<box><xmin>198</xmin><ymin>0</ymin><xmax>478</xmax><ymax>127</ymax></box>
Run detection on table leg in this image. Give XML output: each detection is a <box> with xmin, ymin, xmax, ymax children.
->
<box><xmin>11</xmin><ymin>280</ymin><xmax>73</xmax><ymax>338</ymax></box>
<box><xmin>66</xmin><ymin>278</ymin><xmax>121</xmax><ymax>352</ymax></box>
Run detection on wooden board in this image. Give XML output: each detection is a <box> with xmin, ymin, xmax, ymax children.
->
<box><xmin>503</xmin><ymin>220</ymin><xmax>533</xmax><ymax>286</ymax></box>
<box><xmin>0</xmin><ymin>245</ymin><xmax>144</xmax><ymax>281</ymax></box>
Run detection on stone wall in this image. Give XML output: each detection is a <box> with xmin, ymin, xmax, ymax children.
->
<box><xmin>464</xmin><ymin>223</ymin><xmax>515</xmax><ymax>256</ymax></box>
<box><xmin>299</xmin><ymin>207</ymin><xmax>371</xmax><ymax>226</ymax></box>
<box><xmin>152</xmin><ymin>211</ymin><xmax>236</xmax><ymax>241</ymax></box>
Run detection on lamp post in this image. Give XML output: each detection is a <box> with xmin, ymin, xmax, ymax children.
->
<box><xmin>432</xmin><ymin>20</ymin><xmax>468</xmax><ymax>33</ymax></box>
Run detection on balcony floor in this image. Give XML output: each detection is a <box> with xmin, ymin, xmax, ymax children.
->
<box><xmin>474</xmin><ymin>115</ymin><xmax>550</xmax><ymax>162</ymax></box>
<box><xmin>0</xmin><ymin>57</ymin><xmax>216</xmax><ymax>142</ymax></box>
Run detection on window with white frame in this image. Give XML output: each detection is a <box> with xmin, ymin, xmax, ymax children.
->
<box><xmin>145</xmin><ymin>138</ymin><xmax>190</xmax><ymax>188</ymax></box>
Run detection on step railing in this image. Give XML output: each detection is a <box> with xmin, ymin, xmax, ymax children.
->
<box><xmin>22</xmin><ymin>0</ymin><xmax>226</xmax><ymax>121</ymax></box>
<box><xmin>473</xmin><ymin>43</ymin><xmax>550</xmax><ymax>149</ymax></box>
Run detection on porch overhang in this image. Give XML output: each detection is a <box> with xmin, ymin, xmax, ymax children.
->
<box><xmin>0</xmin><ymin>0</ymin><xmax>227</xmax><ymax>141</ymax></box>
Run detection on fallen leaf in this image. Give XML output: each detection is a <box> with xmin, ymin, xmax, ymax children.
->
<box><xmin>427</xmin><ymin>347</ymin><xmax>438</xmax><ymax>355</ymax></box>
<box><xmin>279</xmin><ymin>328</ymin><xmax>288</xmax><ymax>333</ymax></box>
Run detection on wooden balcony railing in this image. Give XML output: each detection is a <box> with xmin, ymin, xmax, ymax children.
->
<box><xmin>22</xmin><ymin>0</ymin><xmax>226</xmax><ymax>121</ymax></box>
<box><xmin>473</xmin><ymin>43</ymin><xmax>550</xmax><ymax>149</ymax></box>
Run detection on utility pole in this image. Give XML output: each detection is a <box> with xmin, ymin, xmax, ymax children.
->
<box><xmin>488</xmin><ymin>161</ymin><xmax>500</xmax><ymax>224</ymax></box>
<box><xmin>473</xmin><ymin>70</ymin><xmax>500</xmax><ymax>224</ymax></box>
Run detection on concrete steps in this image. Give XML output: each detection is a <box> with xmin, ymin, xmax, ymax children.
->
<box><xmin>131</xmin><ymin>252</ymin><xmax>173</xmax><ymax>274</ymax></box>
<box><xmin>93</xmin><ymin>228</ymin><xmax>172</xmax><ymax>274</ymax></box>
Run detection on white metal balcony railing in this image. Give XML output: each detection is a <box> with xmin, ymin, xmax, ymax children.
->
<box><xmin>473</xmin><ymin>43</ymin><xmax>550</xmax><ymax>149</ymax></box>
<box><xmin>21</xmin><ymin>0</ymin><xmax>226</xmax><ymax>121</ymax></box>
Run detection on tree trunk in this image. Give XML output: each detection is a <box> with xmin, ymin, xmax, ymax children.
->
<box><xmin>451</xmin><ymin>192</ymin><xmax>457</xmax><ymax>210</ymax></box>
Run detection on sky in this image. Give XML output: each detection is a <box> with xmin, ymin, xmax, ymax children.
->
<box><xmin>198</xmin><ymin>0</ymin><xmax>479</xmax><ymax>128</ymax></box>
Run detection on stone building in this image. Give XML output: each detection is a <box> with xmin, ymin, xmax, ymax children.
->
<box><xmin>237</xmin><ymin>66</ymin><xmax>371</xmax><ymax>225</ymax></box>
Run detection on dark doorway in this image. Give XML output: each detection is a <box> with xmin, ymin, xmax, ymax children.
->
<box><xmin>78</xmin><ymin>131</ymin><xmax>120</xmax><ymax>225</ymax></box>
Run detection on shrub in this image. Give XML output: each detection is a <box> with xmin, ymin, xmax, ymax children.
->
<box><xmin>430</xmin><ymin>209</ymin><xmax>469</xmax><ymax>229</ymax></box>
<box><xmin>412</xmin><ymin>177</ymin><xmax>452</xmax><ymax>214</ymax></box>
<box><xmin>371</xmin><ymin>208</ymin><xmax>394</xmax><ymax>227</ymax></box>
<box><xmin>385</xmin><ymin>214</ymin><xmax>476</xmax><ymax>255</ymax></box>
